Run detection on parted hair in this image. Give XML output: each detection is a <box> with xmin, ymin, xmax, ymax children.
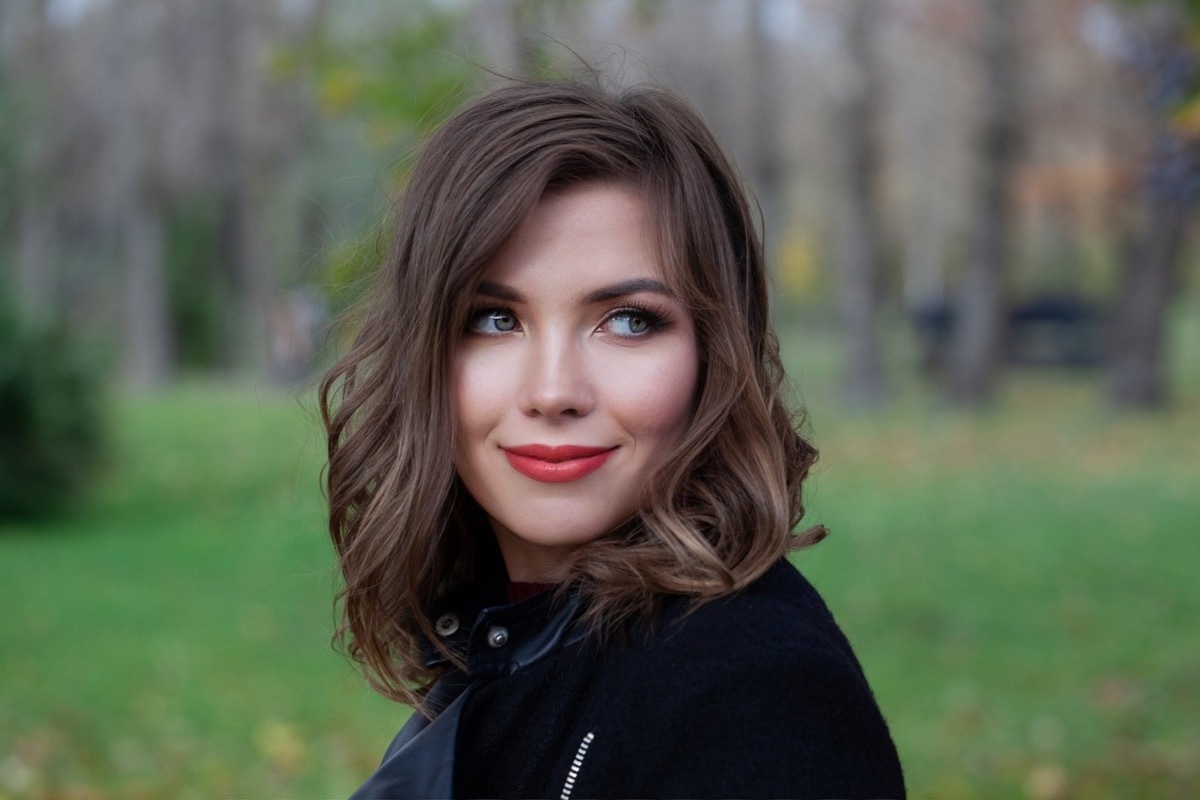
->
<box><xmin>320</xmin><ymin>80</ymin><xmax>825</xmax><ymax>706</ymax></box>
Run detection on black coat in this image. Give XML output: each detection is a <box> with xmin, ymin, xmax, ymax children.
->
<box><xmin>350</xmin><ymin>559</ymin><xmax>905</xmax><ymax>799</ymax></box>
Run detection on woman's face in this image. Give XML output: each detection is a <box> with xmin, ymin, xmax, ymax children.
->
<box><xmin>454</xmin><ymin>182</ymin><xmax>700</xmax><ymax>582</ymax></box>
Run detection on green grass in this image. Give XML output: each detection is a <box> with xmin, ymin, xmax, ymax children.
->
<box><xmin>799</xmin><ymin>396</ymin><xmax>1200</xmax><ymax>798</ymax></box>
<box><xmin>782</xmin><ymin>310</ymin><xmax>1200</xmax><ymax>798</ymax></box>
<box><xmin>1</xmin><ymin>315</ymin><xmax>1198</xmax><ymax>797</ymax></box>
<box><xmin>0</xmin><ymin>384</ymin><xmax>404</xmax><ymax>799</ymax></box>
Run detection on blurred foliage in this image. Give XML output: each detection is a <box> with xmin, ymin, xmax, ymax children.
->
<box><xmin>0</xmin><ymin>62</ymin><xmax>29</xmax><ymax>303</ymax></box>
<box><xmin>0</xmin><ymin>310</ymin><xmax>107</xmax><ymax>520</ymax></box>
<box><xmin>312</xmin><ymin>11</ymin><xmax>470</xmax><ymax>147</ymax></box>
<box><xmin>274</xmin><ymin>3</ymin><xmax>475</xmax><ymax>310</ymax></box>
<box><xmin>319</xmin><ymin>225</ymin><xmax>394</xmax><ymax>320</ymax></box>
<box><xmin>165</xmin><ymin>196</ymin><xmax>224</xmax><ymax>371</ymax></box>
<box><xmin>290</xmin><ymin>0</ymin><xmax>622</xmax><ymax>317</ymax></box>
<box><xmin>1121</xmin><ymin>0</ymin><xmax>1200</xmax><ymax>133</ymax></box>
<box><xmin>1172</xmin><ymin>0</ymin><xmax>1200</xmax><ymax>131</ymax></box>
<box><xmin>775</xmin><ymin>226</ymin><xmax>826</xmax><ymax>300</ymax></box>
<box><xmin>0</xmin><ymin>63</ymin><xmax>20</xmax><ymax>230</ymax></box>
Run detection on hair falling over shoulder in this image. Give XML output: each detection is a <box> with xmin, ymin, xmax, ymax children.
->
<box><xmin>320</xmin><ymin>79</ymin><xmax>825</xmax><ymax>707</ymax></box>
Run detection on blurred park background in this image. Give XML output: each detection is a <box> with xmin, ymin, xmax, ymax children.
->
<box><xmin>0</xmin><ymin>0</ymin><xmax>1197</xmax><ymax>797</ymax></box>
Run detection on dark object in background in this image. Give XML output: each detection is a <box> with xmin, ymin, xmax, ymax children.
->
<box><xmin>913</xmin><ymin>295</ymin><xmax>1107</xmax><ymax>373</ymax></box>
<box><xmin>0</xmin><ymin>312</ymin><xmax>107</xmax><ymax>520</ymax></box>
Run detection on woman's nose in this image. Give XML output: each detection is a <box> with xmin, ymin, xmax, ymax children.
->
<box><xmin>519</xmin><ymin>334</ymin><xmax>594</xmax><ymax>419</ymax></box>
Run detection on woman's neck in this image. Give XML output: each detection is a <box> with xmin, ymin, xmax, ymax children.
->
<box><xmin>506</xmin><ymin>580</ymin><xmax>557</xmax><ymax>604</ymax></box>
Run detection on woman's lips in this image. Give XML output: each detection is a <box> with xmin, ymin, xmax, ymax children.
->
<box><xmin>503</xmin><ymin>444</ymin><xmax>617</xmax><ymax>483</ymax></box>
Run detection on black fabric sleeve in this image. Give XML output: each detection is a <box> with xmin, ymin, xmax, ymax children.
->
<box><xmin>634</xmin><ymin>644</ymin><xmax>905</xmax><ymax>799</ymax></box>
<box><xmin>613</xmin><ymin>578</ymin><xmax>906</xmax><ymax>800</ymax></box>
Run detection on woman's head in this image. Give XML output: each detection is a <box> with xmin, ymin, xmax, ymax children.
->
<box><xmin>321</xmin><ymin>81</ymin><xmax>822</xmax><ymax>703</ymax></box>
<box><xmin>453</xmin><ymin>181</ymin><xmax>701</xmax><ymax>582</ymax></box>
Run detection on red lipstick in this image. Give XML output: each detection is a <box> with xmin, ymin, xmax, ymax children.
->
<box><xmin>503</xmin><ymin>444</ymin><xmax>617</xmax><ymax>483</ymax></box>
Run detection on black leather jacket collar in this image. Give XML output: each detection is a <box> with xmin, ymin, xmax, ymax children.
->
<box><xmin>349</xmin><ymin>583</ymin><xmax>587</xmax><ymax>800</ymax></box>
<box><xmin>422</xmin><ymin>583</ymin><xmax>587</xmax><ymax>678</ymax></box>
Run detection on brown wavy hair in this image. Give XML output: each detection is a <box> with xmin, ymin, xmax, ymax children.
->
<box><xmin>320</xmin><ymin>81</ymin><xmax>825</xmax><ymax>706</ymax></box>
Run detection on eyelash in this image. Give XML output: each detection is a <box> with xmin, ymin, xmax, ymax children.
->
<box><xmin>465</xmin><ymin>303</ymin><xmax>671</xmax><ymax>339</ymax></box>
<box><xmin>604</xmin><ymin>304</ymin><xmax>670</xmax><ymax>338</ymax></box>
<box><xmin>466</xmin><ymin>308</ymin><xmax>520</xmax><ymax>336</ymax></box>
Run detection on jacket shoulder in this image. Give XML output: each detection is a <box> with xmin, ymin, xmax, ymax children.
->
<box><xmin>616</xmin><ymin>559</ymin><xmax>905</xmax><ymax>798</ymax></box>
<box><xmin>664</xmin><ymin>559</ymin><xmax>863</xmax><ymax>672</ymax></box>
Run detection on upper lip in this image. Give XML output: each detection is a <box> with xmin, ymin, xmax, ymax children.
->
<box><xmin>503</xmin><ymin>444</ymin><xmax>617</xmax><ymax>462</ymax></box>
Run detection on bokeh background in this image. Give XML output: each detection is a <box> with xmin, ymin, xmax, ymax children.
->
<box><xmin>1</xmin><ymin>0</ymin><xmax>1197</xmax><ymax>797</ymax></box>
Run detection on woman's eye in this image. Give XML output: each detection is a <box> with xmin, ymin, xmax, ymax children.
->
<box><xmin>604</xmin><ymin>310</ymin><xmax>660</xmax><ymax>338</ymax></box>
<box><xmin>468</xmin><ymin>309</ymin><xmax>519</xmax><ymax>335</ymax></box>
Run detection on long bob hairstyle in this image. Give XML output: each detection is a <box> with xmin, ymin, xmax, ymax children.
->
<box><xmin>321</xmin><ymin>81</ymin><xmax>825</xmax><ymax>706</ymax></box>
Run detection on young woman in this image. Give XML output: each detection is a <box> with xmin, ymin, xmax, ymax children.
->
<box><xmin>322</xmin><ymin>81</ymin><xmax>904</xmax><ymax>799</ymax></box>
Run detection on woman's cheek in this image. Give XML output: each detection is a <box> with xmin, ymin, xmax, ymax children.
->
<box><xmin>455</xmin><ymin>344</ymin><xmax>517</xmax><ymax>432</ymax></box>
<box><xmin>600</xmin><ymin>340</ymin><xmax>698</xmax><ymax>435</ymax></box>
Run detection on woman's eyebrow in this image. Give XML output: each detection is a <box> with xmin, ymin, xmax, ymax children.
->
<box><xmin>582</xmin><ymin>278</ymin><xmax>674</xmax><ymax>304</ymax></box>
<box><xmin>476</xmin><ymin>281</ymin><xmax>523</xmax><ymax>302</ymax></box>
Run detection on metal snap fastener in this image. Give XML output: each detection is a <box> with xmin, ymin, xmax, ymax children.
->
<box><xmin>435</xmin><ymin>613</ymin><xmax>460</xmax><ymax>637</ymax></box>
<box><xmin>487</xmin><ymin>625</ymin><xmax>509</xmax><ymax>648</ymax></box>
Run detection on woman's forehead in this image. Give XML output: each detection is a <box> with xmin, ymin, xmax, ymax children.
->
<box><xmin>491</xmin><ymin>180</ymin><xmax>696</xmax><ymax>288</ymax></box>
<box><xmin>474</xmin><ymin>183</ymin><xmax>678</xmax><ymax>301</ymax></box>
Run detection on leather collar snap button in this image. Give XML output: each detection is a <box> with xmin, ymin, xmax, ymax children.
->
<box><xmin>487</xmin><ymin>626</ymin><xmax>509</xmax><ymax>648</ymax></box>
<box><xmin>435</xmin><ymin>613</ymin><xmax>460</xmax><ymax>637</ymax></box>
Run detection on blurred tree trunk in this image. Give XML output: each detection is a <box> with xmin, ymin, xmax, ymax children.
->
<box><xmin>469</xmin><ymin>0</ymin><xmax>540</xmax><ymax>79</ymax></box>
<box><xmin>1108</xmin><ymin>198</ymin><xmax>1188</xmax><ymax>407</ymax></box>
<box><xmin>748</xmin><ymin>0</ymin><xmax>784</xmax><ymax>246</ymax></box>
<box><xmin>109</xmin><ymin>0</ymin><xmax>170</xmax><ymax>386</ymax></box>
<box><xmin>211</xmin><ymin>0</ymin><xmax>270</xmax><ymax>377</ymax></box>
<box><xmin>510</xmin><ymin>0</ymin><xmax>542</xmax><ymax>78</ymax></box>
<box><xmin>833</xmin><ymin>0</ymin><xmax>887</xmax><ymax>404</ymax></box>
<box><xmin>1106</xmin><ymin>14</ymin><xmax>1198</xmax><ymax>409</ymax></box>
<box><xmin>216</xmin><ymin>181</ymin><xmax>270</xmax><ymax>376</ymax></box>
<box><xmin>949</xmin><ymin>0</ymin><xmax>1019</xmax><ymax>405</ymax></box>
<box><xmin>12</xmin><ymin>0</ymin><xmax>57</xmax><ymax>321</ymax></box>
<box><xmin>121</xmin><ymin>193</ymin><xmax>170</xmax><ymax>385</ymax></box>
<box><xmin>16</xmin><ymin>206</ymin><xmax>56</xmax><ymax>320</ymax></box>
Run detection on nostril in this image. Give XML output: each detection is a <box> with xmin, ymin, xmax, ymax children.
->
<box><xmin>520</xmin><ymin>347</ymin><xmax>595</xmax><ymax>418</ymax></box>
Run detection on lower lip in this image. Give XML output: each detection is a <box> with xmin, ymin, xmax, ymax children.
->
<box><xmin>504</xmin><ymin>449</ymin><xmax>616</xmax><ymax>483</ymax></box>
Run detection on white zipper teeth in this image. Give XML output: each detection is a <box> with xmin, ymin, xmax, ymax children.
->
<box><xmin>560</xmin><ymin>731</ymin><xmax>595</xmax><ymax>800</ymax></box>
